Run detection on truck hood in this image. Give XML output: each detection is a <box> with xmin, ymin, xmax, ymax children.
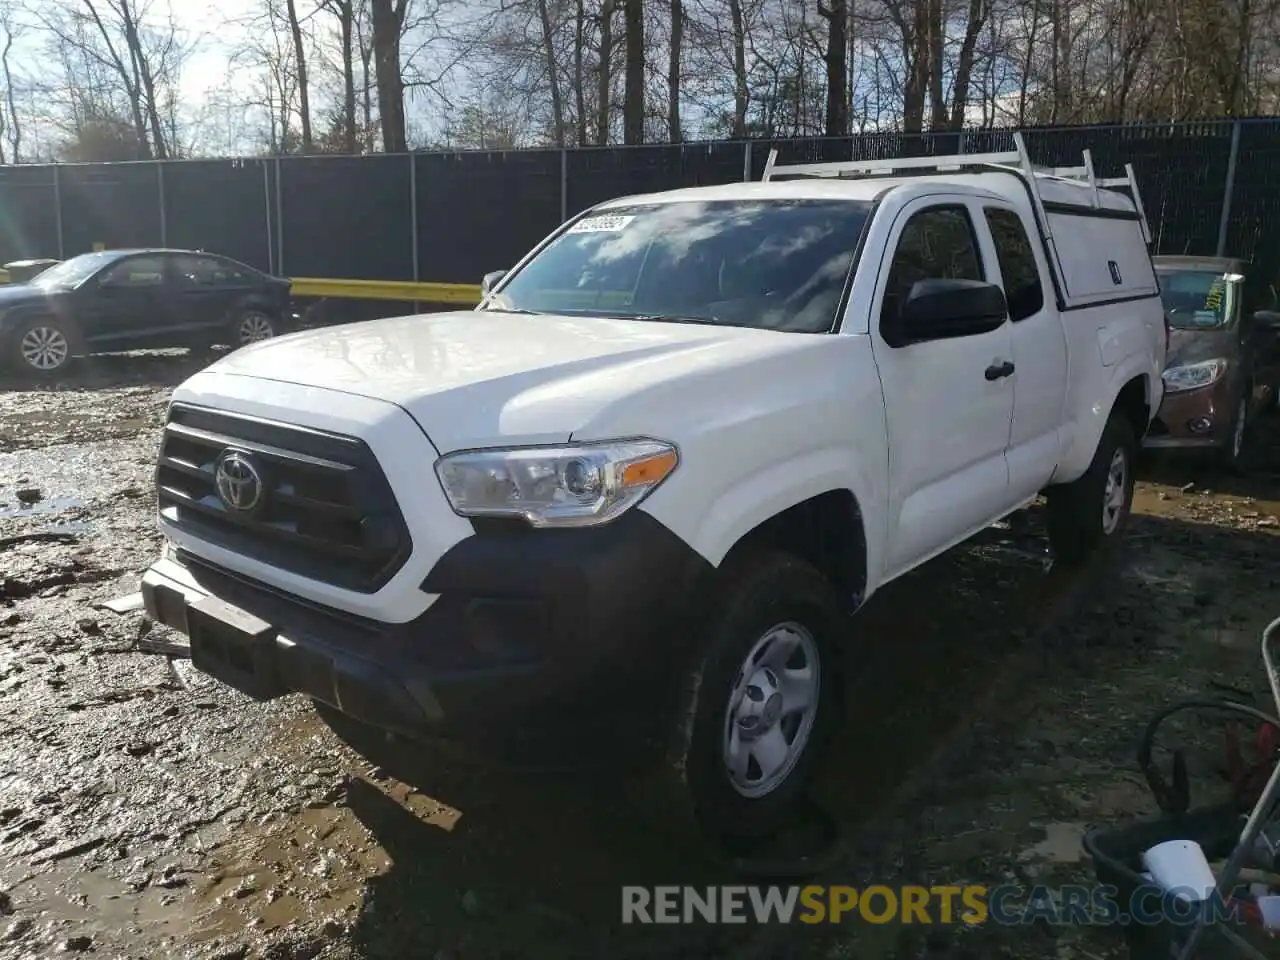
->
<box><xmin>188</xmin><ymin>310</ymin><xmax>812</xmax><ymax>452</ymax></box>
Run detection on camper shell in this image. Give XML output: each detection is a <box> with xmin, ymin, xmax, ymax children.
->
<box><xmin>761</xmin><ymin>134</ymin><xmax>1158</xmax><ymax>313</ymax></box>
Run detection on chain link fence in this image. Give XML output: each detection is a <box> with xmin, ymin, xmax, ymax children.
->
<box><xmin>0</xmin><ymin>118</ymin><xmax>1273</xmax><ymax>287</ymax></box>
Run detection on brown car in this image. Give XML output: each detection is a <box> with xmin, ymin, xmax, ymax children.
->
<box><xmin>1144</xmin><ymin>255</ymin><xmax>1280</xmax><ymax>471</ymax></box>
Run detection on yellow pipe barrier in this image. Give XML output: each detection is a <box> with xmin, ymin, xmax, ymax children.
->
<box><xmin>288</xmin><ymin>277</ymin><xmax>482</xmax><ymax>305</ymax></box>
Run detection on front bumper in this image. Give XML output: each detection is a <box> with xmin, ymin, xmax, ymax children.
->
<box><xmin>1143</xmin><ymin>382</ymin><xmax>1233</xmax><ymax>450</ymax></box>
<box><xmin>142</xmin><ymin>509</ymin><xmax>710</xmax><ymax>757</ymax></box>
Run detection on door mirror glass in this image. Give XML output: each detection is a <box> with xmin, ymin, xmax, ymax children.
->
<box><xmin>481</xmin><ymin>270</ymin><xmax>507</xmax><ymax>297</ymax></box>
<box><xmin>891</xmin><ymin>278</ymin><xmax>1008</xmax><ymax>345</ymax></box>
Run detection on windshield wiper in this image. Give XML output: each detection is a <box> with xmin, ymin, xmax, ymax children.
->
<box><xmin>619</xmin><ymin>313</ymin><xmax>723</xmax><ymax>325</ymax></box>
<box><xmin>481</xmin><ymin>305</ymin><xmax>545</xmax><ymax>316</ymax></box>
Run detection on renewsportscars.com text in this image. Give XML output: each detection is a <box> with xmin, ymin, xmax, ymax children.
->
<box><xmin>621</xmin><ymin>884</ymin><xmax>1250</xmax><ymax>926</ymax></box>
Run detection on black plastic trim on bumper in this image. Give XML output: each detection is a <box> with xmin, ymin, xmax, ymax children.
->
<box><xmin>142</xmin><ymin>509</ymin><xmax>712</xmax><ymax>749</ymax></box>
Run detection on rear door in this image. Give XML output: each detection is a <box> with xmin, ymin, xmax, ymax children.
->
<box><xmin>169</xmin><ymin>253</ymin><xmax>258</xmax><ymax>340</ymax></box>
<box><xmin>981</xmin><ymin>204</ymin><xmax>1069</xmax><ymax>503</ymax></box>
<box><xmin>77</xmin><ymin>253</ymin><xmax>172</xmax><ymax>348</ymax></box>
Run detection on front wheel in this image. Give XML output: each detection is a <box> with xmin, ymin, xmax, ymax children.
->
<box><xmin>11</xmin><ymin>318</ymin><xmax>77</xmax><ymax>376</ymax></box>
<box><xmin>664</xmin><ymin>550</ymin><xmax>844</xmax><ymax>845</ymax></box>
<box><xmin>1045</xmin><ymin>412</ymin><xmax>1136</xmax><ymax>566</ymax></box>
<box><xmin>232</xmin><ymin>309</ymin><xmax>281</xmax><ymax>347</ymax></box>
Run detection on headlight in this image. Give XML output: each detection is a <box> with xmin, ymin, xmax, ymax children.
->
<box><xmin>435</xmin><ymin>439</ymin><xmax>679</xmax><ymax>528</ymax></box>
<box><xmin>1162</xmin><ymin>358</ymin><xmax>1227</xmax><ymax>393</ymax></box>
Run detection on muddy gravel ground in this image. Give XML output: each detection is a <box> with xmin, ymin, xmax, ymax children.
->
<box><xmin>2</xmin><ymin>351</ymin><xmax>1280</xmax><ymax>960</ymax></box>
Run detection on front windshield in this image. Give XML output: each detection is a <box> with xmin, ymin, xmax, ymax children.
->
<box><xmin>487</xmin><ymin>198</ymin><xmax>872</xmax><ymax>333</ymax></box>
<box><xmin>1157</xmin><ymin>269</ymin><xmax>1238</xmax><ymax>330</ymax></box>
<box><xmin>30</xmin><ymin>252</ymin><xmax>120</xmax><ymax>289</ymax></box>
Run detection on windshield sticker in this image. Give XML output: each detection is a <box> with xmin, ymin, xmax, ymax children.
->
<box><xmin>568</xmin><ymin>214</ymin><xmax>636</xmax><ymax>233</ymax></box>
<box><xmin>1204</xmin><ymin>279</ymin><xmax>1224</xmax><ymax>311</ymax></box>
<box><xmin>1191</xmin><ymin>310</ymin><xmax>1219</xmax><ymax>325</ymax></box>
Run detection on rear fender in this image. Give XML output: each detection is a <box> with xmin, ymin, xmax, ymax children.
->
<box><xmin>1053</xmin><ymin>359</ymin><xmax>1156</xmax><ymax>483</ymax></box>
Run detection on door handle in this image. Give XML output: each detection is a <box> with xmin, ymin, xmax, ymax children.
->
<box><xmin>984</xmin><ymin>360</ymin><xmax>1015</xmax><ymax>381</ymax></box>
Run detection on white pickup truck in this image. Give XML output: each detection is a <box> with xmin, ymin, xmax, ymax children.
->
<box><xmin>141</xmin><ymin>137</ymin><xmax>1166</xmax><ymax>845</ymax></box>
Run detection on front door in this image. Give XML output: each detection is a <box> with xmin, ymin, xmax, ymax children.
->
<box><xmin>78</xmin><ymin>253</ymin><xmax>173</xmax><ymax>349</ymax></box>
<box><xmin>870</xmin><ymin>198</ymin><xmax>1016</xmax><ymax>578</ymax></box>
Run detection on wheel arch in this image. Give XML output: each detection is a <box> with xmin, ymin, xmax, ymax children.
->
<box><xmin>1054</xmin><ymin>368</ymin><xmax>1151</xmax><ymax>483</ymax></box>
<box><xmin>716</xmin><ymin>488</ymin><xmax>868</xmax><ymax>615</ymax></box>
<box><xmin>230</xmin><ymin>294</ymin><xmax>283</xmax><ymax>318</ymax></box>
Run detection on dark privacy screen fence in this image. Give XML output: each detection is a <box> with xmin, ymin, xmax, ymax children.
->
<box><xmin>0</xmin><ymin>118</ymin><xmax>1273</xmax><ymax>287</ymax></box>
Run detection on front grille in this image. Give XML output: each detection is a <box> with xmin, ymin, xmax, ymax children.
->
<box><xmin>156</xmin><ymin>403</ymin><xmax>411</xmax><ymax>593</ymax></box>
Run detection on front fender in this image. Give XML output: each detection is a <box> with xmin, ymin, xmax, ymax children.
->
<box><xmin>671</xmin><ymin>445</ymin><xmax>882</xmax><ymax>572</ymax></box>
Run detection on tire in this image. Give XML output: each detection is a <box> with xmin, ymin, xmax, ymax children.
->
<box><xmin>661</xmin><ymin>550</ymin><xmax>845</xmax><ymax>846</ymax></box>
<box><xmin>9</xmin><ymin>317</ymin><xmax>78</xmax><ymax>376</ymax></box>
<box><xmin>231</xmin><ymin>309</ymin><xmax>280</xmax><ymax>347</ymax></box>
<box><xmin>1045</xmin><ymin>412</ymin><xmax>1137</xmax><ymax>566</ymax></box>
<box><xmin>1218</xmin><ymin>392</ymin><xmax>1251</xmax><ymax>475</ymax></box>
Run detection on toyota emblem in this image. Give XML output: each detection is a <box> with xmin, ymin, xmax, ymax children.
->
<box><xmin>214</xmin><ymin>450</ymin><xmax>264</xmax><ymax>513</ymax></box>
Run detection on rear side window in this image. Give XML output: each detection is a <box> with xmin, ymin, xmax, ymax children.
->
<box><xmin>984</xmin><ymin>208</ymin><xmax>1044</xmax><ymax>321</ymax></box>
<box><xmin>172</xmin><ymin>255</ymin><xmax>251</xmax><ymax>286</ymax></box>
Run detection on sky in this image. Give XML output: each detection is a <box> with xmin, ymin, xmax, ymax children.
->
<box><xmin>172</xmin><ymin>0</ymin><xmax>257</xmax><ymax>103</ymax></box>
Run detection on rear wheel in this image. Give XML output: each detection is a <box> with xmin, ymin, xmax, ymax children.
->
<box><xmin>232</xmin><ymin>309</ymin><xmax>280</xmax><ymax>347</ymax></box>
<box><xmin>1045</xmin><ymin>412</ymin><xmax>1136</xmax><ymax>566</ymax></box>
<box><xmin>12</xmin><ymin>318</ymin><xmax>77</xmax><ymax>375</ymax></box>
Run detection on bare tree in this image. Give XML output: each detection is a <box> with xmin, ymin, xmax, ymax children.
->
<box><xmin>36</xmin><ymin>0</ymin><xmax>189</xmax><ymax>159</ymax></box>
<box><xmin>622</xmin><ymin>0</ymin><xmax>644</xmax><ymax>142</ymax></box>
<box><xmin>284</xmin><ymin>0</ymin><xmax>315</xmax><ymax>151</ymax></box>
<box><xmin>318</xmin><ymin>0</ymin><xmax>359</xmax><ymax>152</ymax></box>
<box><xmin>668</xmin><ymin>0</ymin><xmax>682</xmax><ymax>140</ymax></box>
<box><xmin>232</xmin><ymin>0</ymin><xmax>305</xmax><ymax>153</ymax></box>
<box><xmin>0</xmin><ymin>1</ymin><xmax>22</xmax><ymax>162</ymax></box>
<box><xmin>818</xmin><ymin>0</ymin><xmax>848</xmax><ymax>135</ymax></box>
<box><xmin>370</xmin><ymin>0</ymin><xmax>408</xmax><ymax>150</ymax></box>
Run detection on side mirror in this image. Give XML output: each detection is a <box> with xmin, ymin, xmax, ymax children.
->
<box><xmin>1253</xmin><ymin>309</ymin><xmax>1280</xmax><ymax>332</ymax></box>
<box><xmin>480</xmin><ymin>270</ymin><xmax>507</xmax><ymax>297</ymax></box>
<box><xmin>888</xmin><ymin>278</ymin><xmax>1008</xmax><ymax>346</ymax></box>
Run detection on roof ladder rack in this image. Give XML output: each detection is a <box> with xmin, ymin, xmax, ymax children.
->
<box><xmin>759</xmin><ymin>132</ymin><xmax>1152</xmax><ymax>245</ymax></box>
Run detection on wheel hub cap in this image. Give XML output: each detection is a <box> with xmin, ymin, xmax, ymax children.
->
<box><xmin>1102</xmin><ymin>447</ymin><xmax>1128</xmax><ymax>534</ymax></box>
<box><xmin>20</xmin><ymin>327</ymin><xmax>68</xmax><ymax>370</ymax></box>
<box><xmin>722</xmin><ymin>622</ymin><xmax>820</xmax><ymax>799</ymax></box>
<box><xmin>240</xmin><ymin>315</ymin><xmax>274</xmax><ymax>342</ymax></box>
<box><xmin>735</xmin><ymin>668</ymin><xmax>783</xmax><ymax>740</ymax></box>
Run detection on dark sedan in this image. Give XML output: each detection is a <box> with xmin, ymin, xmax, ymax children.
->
<box><xmin>0</xmin><ymin>248</ymin><xmax>292</xmax><ymax>376</ymax></box>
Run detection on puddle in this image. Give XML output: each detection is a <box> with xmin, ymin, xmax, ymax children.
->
<box><xmin>0</xmin><ymin>497</ymin><xmax>86</xmax><ymax>518</ymax></box>
<box><xmin>1018</xmin><ymin>822</ymin><xmax>1088</xmax><ymax>864</ymax></box>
